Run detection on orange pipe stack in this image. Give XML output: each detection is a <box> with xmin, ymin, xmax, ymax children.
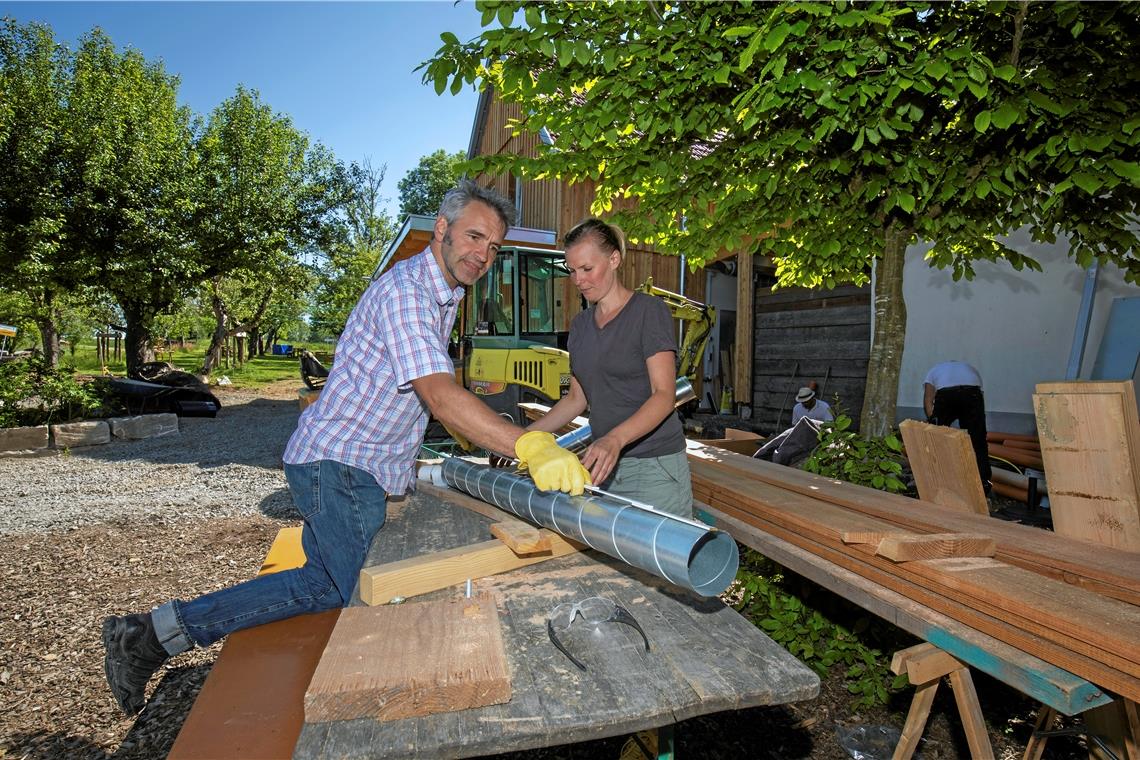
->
<box><xmin>987</xmin><ymin>430</ymin><xmax>1043</xmax><ymax>471</ymax></box>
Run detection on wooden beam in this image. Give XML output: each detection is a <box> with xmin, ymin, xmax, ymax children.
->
<box><xmin>1022</xmin><ymin>707</ymin><xmax>1058</xmax><ymax>760</ymax></box>
<box><xmin>893</xmin><ymin>681</ymin><xmax>938</xmax><ymax>760</ymax></box>
<box><xmin>900</xmin><ymin>419</ymin><xmax>989</xmax><ymax>515</ymax></box>
<box><xmin>304</xmin><ymin>593</ymin><xmax>511</xmax><ymax>723</ymax></box>
<box><xmin>359</xmin><ymin>534</ymin><xmax>583</xmax><ymax>606</ymax></box>
<box><xmin>876</xmin><ymin>533</ymin><xmax>997</xmax><ymax>563</ymax></box>
<box><xmin>734</xmin><ymin>251</ymin><xmax>754</xmax><ymax>405</ymax></box>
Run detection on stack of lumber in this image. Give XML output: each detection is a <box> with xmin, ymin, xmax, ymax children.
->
<box><xmin>687</xmin><ymin>442</ymin><xmax>1140</xmax><ymax>703</ymax></box>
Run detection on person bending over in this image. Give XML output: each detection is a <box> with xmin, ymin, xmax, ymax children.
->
<box><xmin>101</xmin><ymin>181</ymin><xmax>589</xmax><ymax>716</ymax></box>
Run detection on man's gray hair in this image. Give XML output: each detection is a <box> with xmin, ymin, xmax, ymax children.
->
<box><xmin>438</xmin><ymin>179</ymin><xmax>516</xmax><ymax>233</ymax></box>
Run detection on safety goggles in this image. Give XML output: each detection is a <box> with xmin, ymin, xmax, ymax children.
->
<box><xmin>546</xmin><ymin>596</ymin><xmax>650</xmax><ymax>671</ymax></box>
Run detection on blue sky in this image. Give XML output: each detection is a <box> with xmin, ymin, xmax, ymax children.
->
<box><xmin>1</xmin><ymin>1</ymin><xmax>488</xmax><ymax>217</ymax></box>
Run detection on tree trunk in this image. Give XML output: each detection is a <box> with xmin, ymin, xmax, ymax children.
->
<box><xmin>32</xmin><ymin>289</ymin><xmax>61</xmax><ymax>367</ymax></box>
<box><xmin>245</xmin><ymin>289</ymin><xmax>273</xmax><ymax>359</ymax></box>
<box><xmin>121</xmin><ymin>304</ymin><xmax>156</xmax><ymax>378</ymax></box>
<box><xmin>201</xmin><ymin>284</ymin><xmax>230</xmax><ymax>377</ymax></box>
<box><xmin>859</xmin><ymin>224</ymin><xmax>910</xmax><ymax>438</ymax></box>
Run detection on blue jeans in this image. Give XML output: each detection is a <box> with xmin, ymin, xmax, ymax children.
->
<box><xmin>152</xmin><ymin>460</ymin><xmax>387</xmax><ymax>655</ymax></box>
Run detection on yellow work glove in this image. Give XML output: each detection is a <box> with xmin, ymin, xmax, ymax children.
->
<box><xmin>514</xmin><ymin>431</ymin><xmax>591</xmax><ymax>496</ymax></box>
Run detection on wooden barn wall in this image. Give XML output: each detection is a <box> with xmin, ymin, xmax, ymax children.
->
<box><xmin>751</xmin><ymin>284</ymin><xmax>871</xmax><ymax>432</ymax></box>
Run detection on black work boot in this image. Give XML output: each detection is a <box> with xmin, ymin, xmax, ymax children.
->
<box><xmin>102</xmin><ymin>612</ymin><xmax>169</xmax><ymax>715</ymax></box>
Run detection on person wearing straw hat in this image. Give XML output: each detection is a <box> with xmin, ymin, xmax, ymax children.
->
<box><xmin>791</xmin><ymin>384</ymin><xmax>833</xmax><ymax>425</ymax></box>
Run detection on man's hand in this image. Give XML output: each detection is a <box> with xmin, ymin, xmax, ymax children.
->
<box><xmin>514</xmin><ymin>431</ymin><xmax>591</xmax><ymax>495</ymax></box>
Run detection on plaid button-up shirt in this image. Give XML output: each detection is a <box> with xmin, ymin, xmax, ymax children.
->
<box><xmin>284</xmin><ymin>247</ymin><xmax>463</xmax><ymax>494</ymax></box>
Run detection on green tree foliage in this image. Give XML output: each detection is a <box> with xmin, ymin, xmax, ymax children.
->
<box><xmin>310</xmin><ymin>160</ymin><xmax>396</xmax><ymax>337</ymax></box>
<box><xmin>0</xmin><ymin>355</ymin><xmax>110</xmax><ymax>427</ymax></box>
<box><xmin>194</xmin><ymin>87</ymin><xmax>337</xmax><ymax>374</ymax></box>
<box><xmin>397</xmin><ymin>148</ymin><xmax>466</xmax><ymax>217</ymax></box>
<box><xmin>59</xmin><ymin>29</ymin><xmax>201</xmax><ymax>375</ymax></box>
<box><xmin>2</xmin><ymin>21</ymin><xmax>345</xmax><ymax>377</ymax></box>
<box><xmin>0</xmin><ymin>19</ymin><xmax>71</xmax><ymax>364</ymax></box>
<box><xmin>424</xmin><ymin>1</ymin><xmax>1140</xmax><ymax>435</ymax></box>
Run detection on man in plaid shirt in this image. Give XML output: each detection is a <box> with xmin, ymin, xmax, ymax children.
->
<box><xmin>102</xmin><ymin>181</ymin><xmax>590</xmax><ymax>716</ymax></box>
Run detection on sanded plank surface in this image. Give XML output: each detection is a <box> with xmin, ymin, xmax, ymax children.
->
<box><xmin>1034</xmin><ymin>380</ymin><xmax>1140</xmax><ymax>552</ymax></box>
<box><xmin>900</xmin><ymin>419</ymin><xmax>989</xmax><ymax>515</ymax></box>
<box><xmin>876</xmin><ymin>533</ymin><xmax>996</xmax><ymax>562</ymax></box>
<box><xmin>295</xmin><ymin>489</ymin><xmax>819</xmax><ymax>759</ymax></box>
<box><xmin>304</xmin><ymin>593</ymin><xmax>510</xmax><ymax>723</ymax></box>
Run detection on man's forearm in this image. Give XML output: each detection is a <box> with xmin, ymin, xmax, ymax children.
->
<box><xmin>413</xmin><ymin>373</ymin><xmax>521</xmax><ymax>456</ymax></box>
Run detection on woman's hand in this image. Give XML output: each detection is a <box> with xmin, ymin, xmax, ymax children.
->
<box><xmin>581</xmin><ymin>434</ymin><xmax>623</xmax><ymax>485</ymax></box>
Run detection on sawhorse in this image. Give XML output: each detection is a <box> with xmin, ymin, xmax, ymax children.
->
<box><xmin>1024</xmin><ymin>699</ymin><xmax>1140</xmax><ymax>760</ymax></box>
<box><xmin>891</xmin><ymin>642</ymin><xmax>994</xmax><ymax>759</ymax></box>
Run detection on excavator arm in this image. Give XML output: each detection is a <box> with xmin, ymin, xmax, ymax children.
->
<box><xmin>635</xmin><ymin>277</ymin><xmax>716</xmax><ymax>383</ymax></box>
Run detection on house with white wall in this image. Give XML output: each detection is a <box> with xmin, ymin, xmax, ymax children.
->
<box><xmin>894</xmin><ymin>230</ymin><xmax>1139</xmax><ymax>434</ymax></box>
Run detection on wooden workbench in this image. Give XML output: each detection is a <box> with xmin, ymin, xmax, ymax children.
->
<box><xmin>293</xmin><ymin>486</ymin><xmax>819</xmax><ymax>759</ymax></box>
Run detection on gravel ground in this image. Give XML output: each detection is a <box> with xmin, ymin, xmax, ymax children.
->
<box><xmin>0</xmin><ymin>385</ymin><xmax>299</xmax><ymax>536</ymax></box>
<box><xmin>0</xmin><ymin>384</ymin><xmax>1089</xmax><ymax>759</ymax></box>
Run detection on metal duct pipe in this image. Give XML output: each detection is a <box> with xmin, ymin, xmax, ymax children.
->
<box><xmin>422</xmin><ymin>456</ymin><xmax>738</xmax><ymax>597</ymax></box>
<box><xmin>555</xmin><ymin>377</ymin><xmax>696</xmax><ymax>454</ymax></box>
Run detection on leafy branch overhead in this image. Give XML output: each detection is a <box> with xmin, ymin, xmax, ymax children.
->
<box><xmin>424</xmin><ymin>1</ymin><xmax>1140</xmax><ymax>287</ymax></box>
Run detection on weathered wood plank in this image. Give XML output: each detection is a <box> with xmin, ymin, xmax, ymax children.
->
<box><xmin>755</xmin><ymin>304</ymin><xmax>871</xmax><ymax>328</ymax></box>
<box><xmin>686</xmin><ymin>441</ymin><xmax>1140</xmax><ymax>606</ymax></box>
<box><xmin>692</xmin><ymin>461</ymin><xmax>1140</xmax><ymax>682</ymax></box>
<box><xmin>900</xmin><ymin>419</ymin><xmax>989</xmax><ymax>515</ymax></box>
<box><xmin>700</xmin><ymin>504</ymin><xmax>1109</xmax><ymax>716</ymax></box>
<box><xmin>876</xmin><ymin>533</ymin><xmax>997</xmax><ymax>562</ymax></box>
<box><xmin>295</xmin><ymin>487</ymin><xmax>820</xmax><ymax>760</ymax></box>
<box><xmin>948</xmin><ymin>668</ymin><xmax>995</xmax><ymax>759</ymax></box>
<box><xmin>755</xmin><ymin>324</ymin><xmax>870</xmax><ymax>344</ymax></box>
<box><xmin>304</xmin><ymin>593</ymin><xmax>511</xmax><ymax>724</ymax></box>
<box><xmin>1034</xmin><ymin>380</ymin><xmax>1140</xmax><ymax>552</ymax></box>
<box><xmin>703</xmin><ymin>493</ymin><xmax>1140</xmax><ymax>704</ymax></box>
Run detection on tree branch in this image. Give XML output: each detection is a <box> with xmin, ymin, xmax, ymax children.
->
<box><xmin>1010</xmin><ymin>0</ymin><xmax>1029</xmax><ymax>69</ymax></box>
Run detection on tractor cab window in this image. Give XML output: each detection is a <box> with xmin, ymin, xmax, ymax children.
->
<box><xmin>466</xmin><ymin>253</ymin><xmax>515</xmax><ymax>336</ymax></box>
<box><xmin>520</xmin><ymin>254</ymin><xmax>574</xmax><ymax>337</ymax></box>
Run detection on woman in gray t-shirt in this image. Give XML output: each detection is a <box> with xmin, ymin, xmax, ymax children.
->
<box><xmin>526</xmin><ymin>218</ymin><xmax>692</xmax><ymax>517</ymax></box>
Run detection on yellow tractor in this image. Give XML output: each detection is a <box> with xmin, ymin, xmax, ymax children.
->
<box><xmin>454</xmin><ymin>246</ymin><xmax>715</xmax><ymax>426</ymax></box>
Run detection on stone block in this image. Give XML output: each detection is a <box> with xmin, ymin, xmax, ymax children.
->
<box><xmin>51</xmin><ymin>420</ymin><xmax>111</xmax><ymax>448</ymax></box>
<box><xmin>0</xmin><ymin>424</ymin><xmax>50</xmax><ymax>453</ymax></box>
<box><xmin>109</xmin><ymin>413</ymin><xmax>180</xmax><ymax>440</ymax></box>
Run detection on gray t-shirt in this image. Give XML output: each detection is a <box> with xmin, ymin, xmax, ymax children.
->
<box><xmin>568</xmin><ymin>292</ymin><xmax>686</xmax><ymax>458</ymax></box>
